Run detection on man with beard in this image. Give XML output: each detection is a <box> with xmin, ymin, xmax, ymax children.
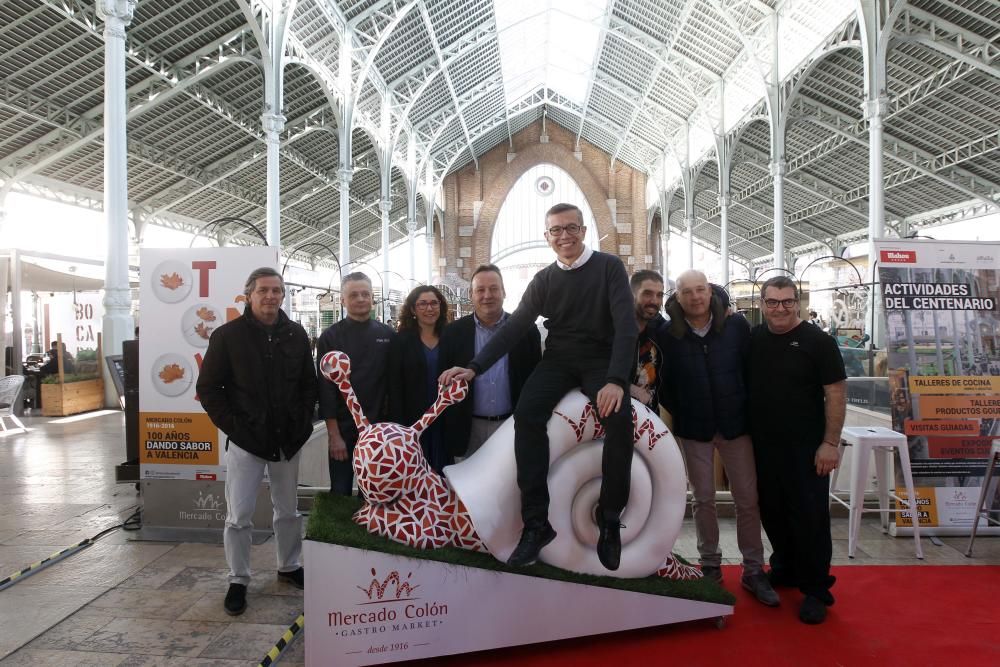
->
<box><xmin>629</xmin><ymin>270</ymin><xmax>665</xmax><ymax>411</ymax></box>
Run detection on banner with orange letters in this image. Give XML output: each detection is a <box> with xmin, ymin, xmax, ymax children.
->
<box><xmin>139</xmin><ymin>247</ymin><xmax>278</xmax><ymax>481</ymax></box>
<box><xmin>876</xmin><ymin>239</ymin><xmax>1000</xmax><ymax>534</ymax></box>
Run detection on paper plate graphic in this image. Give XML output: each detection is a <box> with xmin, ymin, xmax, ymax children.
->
<box><xmin>182</xmin><ymin>303</ymin><xmax>221</xmax><ymax>348</ymax></box>
<box><xmin>151</xmin><ymin>353</ymin><xmax>193</xmax><ymax>398</ymax></box>
<box><xmin>151</xmin><ymin>260</ymin><xmax>192</xmax><ymax>304</ymax></box>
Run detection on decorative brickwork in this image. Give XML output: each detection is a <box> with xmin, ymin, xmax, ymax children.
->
<box><xmin>440</xmin><ymin>119</ymin><xmax>650</xmax><ymax>280</ymax></box>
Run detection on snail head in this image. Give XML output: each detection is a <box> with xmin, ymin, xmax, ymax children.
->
<box><xmin>353</xmin><ymin>422</ymin><xmax>425</xmax><ymax>503</ymax></box>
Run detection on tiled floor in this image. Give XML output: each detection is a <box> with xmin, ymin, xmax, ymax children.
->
<box><xmin>0</xmin><ymin>411</ymin><xmax>997</xmax><ymax>666</ymax></box>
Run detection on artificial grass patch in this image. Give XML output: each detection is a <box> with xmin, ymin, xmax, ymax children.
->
<box><xmin>306</xmin><ymin>492</ymin><xmax>735</xmax><ymax>605</ymax></box>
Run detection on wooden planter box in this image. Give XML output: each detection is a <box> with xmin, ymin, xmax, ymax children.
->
<box><xmin>41</xmin><ymin>378</ymin><xmax>104</xmax><ymax>417</ymax></box>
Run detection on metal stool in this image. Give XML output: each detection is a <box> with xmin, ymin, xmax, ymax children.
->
<box><xmin>829</xmin><ymin>426</ymin><xmax>923</xmax><ymax>559</ymax></box>
<box><xmin>965</xmin><ymin>440</ymin><xmax>1000</xmax><ymax>558</ymax></box>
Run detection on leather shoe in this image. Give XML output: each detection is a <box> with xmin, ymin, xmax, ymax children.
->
<box><xmin>741</xmin><ymin>572</ymin><xmax>780</xmax><ymax>607</ymax></box>
<box><xmin>597</xmin><ymin>520</ymin><xmax>623</xmax><ymax>571</ymax></box>
<box><xmin>277</xmin><ymin>567</ymin><xmax>304</xmax><ymax>589</ymax></box>
<box><xmin>507</xmin><ymin>523</ymin><xmax>556</xmax><ymax>567</ymax></box>
<box><xmin>224</xmin><ymin>583</ymin><xmax>247</xmax><ymax>616</ymax></box>
<box><xmin>798</xmin><ymin>595</ymin><xmax>828</xmax><ymax>624</ymax></box>
<box><xmin>701</xmin><ymin>565</ymin><xmax>723</xmax><ymax>584</ymax></box>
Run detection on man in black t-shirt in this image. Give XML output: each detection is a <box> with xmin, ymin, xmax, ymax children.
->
<box><xmin>441</xmin><ymin>203</ymin><xmax>638</xmax><ymax>571</ymax></box>
<box><xmin>748</xmin><ymin>276</ymin><xmax>846</xmax><ymax>625</ymax></box>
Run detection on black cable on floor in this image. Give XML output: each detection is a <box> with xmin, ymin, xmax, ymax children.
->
<box><xmin>0</xmin><ymin>504</ymin><xmax>142</xmax><ymax>591</ymax></box>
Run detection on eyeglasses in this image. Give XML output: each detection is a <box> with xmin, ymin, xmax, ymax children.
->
<box><xmin>415</xmin><ymin>300</ymin><xmax>440</xmax><ymax>310</ymax></box>
<box><xmin>546</xmin><ymin>224</ymin><xmax>582</xmax><ymax>237</ymax></box>
<box><xmin>763</xmin><ymin>298</ymin><xmax>799</xmax><ymax>309</ymax></box>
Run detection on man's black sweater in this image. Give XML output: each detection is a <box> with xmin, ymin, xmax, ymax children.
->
<box><xmin>469</xmin><ymin>250</ymin><xmax>638</xmax><ymax>388</ymax></box>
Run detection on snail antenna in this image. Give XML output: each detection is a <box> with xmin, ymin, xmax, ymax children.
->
<box><xmin>319</xmin><ymin>351</ymin><xmax>370</xmax><ymax>430</ymax></box>
<box><xmin>411</xmin><ymin>378</ymin><xmax>468</xmax><ymax>435</ymax></box>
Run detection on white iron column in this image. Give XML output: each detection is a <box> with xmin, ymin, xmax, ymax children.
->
<box><xmin>405</xmin><ymin>134</ymin><xmax>418</xmax><ymax>283</ymax></box>
<box><xmin>866</xmin><ymin>96</ymin><xmax>889</xmax><ymax>348</ymax></box>
<box><xmin>407</xmin><ymin>217</ymin><xmax>417</xmax><ymax>284</ymax></box>
<box><xmin>262</xmin><ymin>111</ymin><xmax>285</xmax><ymax>247</ymax></box>
<box><xmin>99</xmin><ymin>0</ymin><xmax>136</xmax><ymax>406</ymax></box>
<box><xmin>685</xmin><ymin>215</ymin><xmax>695</xmax><ymax>269</ymax></box>
<box><xmin>683</xmin><ymin>170</ymin><xmax>695</xmax><ymax>270</ymax></box>
<box><xmin>425</xmin><ymin>223</ymin><xmax>434</xmax><ymax>284</ymax></box>
<box><xmin>771</xmin><ymin>159</ymin><xmax>786</xmax><ymax>271</ymax></box>
<box><xmin>9</xmin><ymin>249</ymin><xmax>22</xmax><ymax>376</ymax></box>
<box><xmin>719</xmin><ymin>193</ymin><xmax>731</xmax><ymax>286</ymax></box>
<box><xmin>424</xmin><ymin>197</ymin><xmax>436</xmax><ymax>283</ymax></box>
<box><xmin>338</xmin><ymin>167</ymin><xmax>353</xmax><ymax>267</ymax></box>
<box><xmin>661</xmin><ymin>224</ymin><xmax>670</xmax><ymax>280</ymax></box>
<box><xmin>865</xmin><ymin>97</ymin><xmax>887</xmax><ymax>241</ymax></box>
<box><xmin>380</xmin><ymin>197</ymin><xmax>392</xmax><ymax>319</ymax></box>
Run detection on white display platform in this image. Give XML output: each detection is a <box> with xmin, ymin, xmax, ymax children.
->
<box><xmin>304</xmin><ymin>540</ymin><xmax>732</xmax><ymax>666</ymax></box>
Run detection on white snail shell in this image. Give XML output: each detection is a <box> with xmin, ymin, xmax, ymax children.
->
<box><xmin>445</xmin><ymin>389</ymin><xmax>687</xmax><ymax>578</ymax></box>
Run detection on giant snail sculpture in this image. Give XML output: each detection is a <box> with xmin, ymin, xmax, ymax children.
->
<box><xmin>320</xmin><ymin>350</ymin><xmax>701</xmax><ymax>580</ymax></box>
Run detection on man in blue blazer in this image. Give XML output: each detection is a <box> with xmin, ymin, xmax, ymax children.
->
<box><xmin>439</xmin><ymin>264</ymin><xmax>541</xmax><ymax>459</ymax></box>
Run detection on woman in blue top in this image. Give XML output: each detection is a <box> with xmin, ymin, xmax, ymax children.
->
<box><xmin>389</xmin><ymin>285</ymin><xmax>451</xmax><ymax>473</ymax></box>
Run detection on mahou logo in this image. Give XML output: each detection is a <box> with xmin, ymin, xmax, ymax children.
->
<box><xmin>880</xmin><ymin>249</ymin><xmax>917</xmax><ymax>264</ymax></box>
<box><xmin>357</xmin><ymin>568</ymin><xmax>420</xmax><ymax>601</ymax></box>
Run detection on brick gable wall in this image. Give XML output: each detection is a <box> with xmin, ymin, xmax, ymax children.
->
<box><xmin>435</xmin><ymin>118</ymin><xmax>650</xmax><ymax>281</ymax></box>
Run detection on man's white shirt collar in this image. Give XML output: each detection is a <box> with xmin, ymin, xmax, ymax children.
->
<box><xmin>555</xmin><ymin>244</ymin><xmax>593</xmax><ymax>271</ymax></box>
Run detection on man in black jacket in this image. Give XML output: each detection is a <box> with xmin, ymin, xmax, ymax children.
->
<box><xmin>439</xmin><ymin>264</ymin><xmax>541</xmax><ymax>459</ymax></box>
<box><xmin>441</xmin><ymin>203</ymin><xmax>637</xmax><ymax>571</ymax></box>
<box><xmin>658</xmin><ymin>269</ymin><xmax>777</xmax><ymax>606</ymax></box>
<box><xmin>316</xmin><ymin>272</ymin><xmax>394</xmax><ymax>494</ymax></box>
<box><xmin>197</xmin><ymin>267</ymin><xmax>318</xmax><ymax>617</ymax></box>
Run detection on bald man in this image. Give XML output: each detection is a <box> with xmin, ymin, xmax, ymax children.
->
<box><xmin>657</xmin><ymin>269</ymin><xmax>777</xmax><ymax>606</ymax></box>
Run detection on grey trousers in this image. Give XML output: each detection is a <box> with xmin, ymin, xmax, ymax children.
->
<box><xmin>679</xmin><ymin>434</ymin><xmax>765</xmax><ymax>574</ymax></box>
<box><xmin>224</xmin><ymin>443</ymin><xmax>302</xmax><ymax>585</ymax></box>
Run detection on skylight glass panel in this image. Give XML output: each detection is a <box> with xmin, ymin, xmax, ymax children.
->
<box><xmin>494</xmin><ymin>0</ymin><xmax>608</xmax><ymax>107</ymax></box>
<box><xmin>777</xmin><ymin>0</ymin><xmax>855</xmax><ymax>80</ymax></box>
<box><xmin>723</xmin><ymin>56</ymin><xmax>765</xmax><ymax>133</ymax></box>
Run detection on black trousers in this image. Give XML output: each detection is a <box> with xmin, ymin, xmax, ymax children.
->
<box><xmin>512</xmin><ymin>356</ymin><xmax>633</xmax><ymax>528</ymax></box>
<box><xmin>329</xmin><ymin>438</ymin><xmax>357</xmax><ymax>496</ymax></box>
<box><xmin>754</xmin><ymin>438</ymin><xmax>834</xmax><ymax>598</ymax></box>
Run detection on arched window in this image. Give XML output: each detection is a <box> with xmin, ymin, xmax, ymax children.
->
<box><xmin>491</xmin><ymin>164</ymin><xmax>595</xmax><ymax>305</ymax></box>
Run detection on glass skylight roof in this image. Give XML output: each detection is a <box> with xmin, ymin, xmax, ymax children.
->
<box><xmin>494</xmin><ymin>0</ymin><xmax>608</xmax><ymax>107</ymax></box>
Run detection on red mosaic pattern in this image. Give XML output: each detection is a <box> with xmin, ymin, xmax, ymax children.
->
<box><xmin>554</xmin><ymin>403</ymin><xmax>605</xmax><ymax>441</ymax></box>
<box><xmin>320</xmin><ymin>351</ymin><xmax>485</xmax><ymax>552</ymax></box>
<box><xmin>633</xmin><ymin>409</ymin><xmax>670</xmax><ymax>451</ymax></box>
<box><xmin>656</xmin><ymin>555</ymin><xmax>703</xmax><ymax>580</ymax></box>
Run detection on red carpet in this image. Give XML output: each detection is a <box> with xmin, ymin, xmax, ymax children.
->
<box><xmin>409</xmin><ymin>565</ymin><xmax>1000</xmax><ymax>667</ymax></box>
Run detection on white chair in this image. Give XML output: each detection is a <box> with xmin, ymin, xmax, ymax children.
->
<box><xmin>965</xmin><ymin>440</ymin><xmax>1000</xmax><ymax>558</ymax></box>
<box><xmin>829</xmin><ymin>426</ymin><xmax>923</xmax><ymax>559</ymax></box>
<box><xmin>0</xmin><ymin>375</ymin><xmax>27</xmax><ymax>432</ymax></box>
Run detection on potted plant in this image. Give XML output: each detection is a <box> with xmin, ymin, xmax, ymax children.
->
<box><xmin>40</xmin><ymin>334</ymin><xmax>105</xmax><ymax>417</ymax></box>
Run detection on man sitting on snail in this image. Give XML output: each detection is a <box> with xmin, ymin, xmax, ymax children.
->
<box><xmin>441</xmin><ymin>202</ymin><xmax>637</xmax><ymax>571</ymax></box>
<box><xmin>319</xmin><ymin>350</ymin><xmax>699</xmax><ymax>580</ymax></box>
